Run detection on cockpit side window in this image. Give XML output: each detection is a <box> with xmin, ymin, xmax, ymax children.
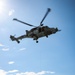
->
<box><xmin>38</xmin><ymin>28</ymin><xmax>41</xmax><ymax>32</ymax></box>
<box><xmin>42</xmin><ymin>27</ymin><xmax>45</xmax><ymax>31</ymax></box>
<box><xmin>30</xmin><ymin>27</ymin><xmax>37</xmax><ymax>32</ymax></box>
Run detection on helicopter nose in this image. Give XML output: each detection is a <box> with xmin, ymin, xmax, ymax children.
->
<box><xmin>56</xmin><ymin>27</ymin><xmax>61</xmax><ymax>32</ymax></box>
<box><xmin>56</xmin><ymin>27</ymin><xmax>58</xmax><ymax>31</ymax></box>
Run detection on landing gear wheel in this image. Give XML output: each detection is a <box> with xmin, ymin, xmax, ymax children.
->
<box><xmin>17</xmin><ymin>40</ymin><xmax>20</xmax><ymax>43</ymax></box>
<box><xmin>46</xmin><ymin>35</ymin><xmax>48</xmax><ymax>38</ymax></box>
<box><xmin>18</xmin><ymin>41</ymin><xmax>20</xmax><ymax>43</ymax></box>
<box><xmin>36</xmin><ymin>41</ymin><xmax>38</xmax><ymax>43</ymax></box>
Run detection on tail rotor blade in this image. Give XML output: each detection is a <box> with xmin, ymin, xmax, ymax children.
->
<box><xmin>58</xmin><ymin>30</ymin><xmax>61</xmax><ymax>31</ymax></box>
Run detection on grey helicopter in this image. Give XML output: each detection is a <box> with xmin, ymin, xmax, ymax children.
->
<box><xmin>10</xmin><ymin>8</ymin><xmax>61</xmax><ymax>43</ymax></box>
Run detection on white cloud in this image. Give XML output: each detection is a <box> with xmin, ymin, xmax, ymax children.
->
<box><xmin>0</xmin><ymin>70</ymin><xmax>55</xmax><ymax>75</ymax></box>
<box><xmin>16</xmin><ymin>71</ymin><xmax>55</xmax><ymax>75</ymax></box>
<box><xmin>8</xmin><ymin>70</ymin><xmax>19</xmax><ymax>73</ymax></box>
<box><xmin>19</xmin><ymin>48</ymin><xmax>26</xmax><ymax>51</ymax></box>
<box><xmin>8</xmin><ymin>9</ymin><xmax>15</xmax><ymax>16</ymax></box>
<box><xmin>37</xmin><ymin>71</ymin><xmax>49</xmax><ymax>74</ymax></box>
<box><xmin>16</xmin><ymin>72</ymin><xmax>36</xmax><ymax>75</ymax></box>
<box><xmin>0</xmin><ymin>69</ymin><xmax>18</xmax><ymax>75</ymax></box>
<box><xmin>37</xmin><ymin>71</ymin><xmax>55</xmax><ymax>74</ymax></box>
<box><xmin>2</xmin><ymin>48</ymin><xmax>9</xmax><ymax>51</ymax></box>
<box><xmin>8</xmin><ymin>61</ymin><xmax>15</xmax><ymax>65</ymax></box>
<box><xmin>0</xmin><ymin>69</ymin><xmax>7</xmax><ymax>75</ymax></box>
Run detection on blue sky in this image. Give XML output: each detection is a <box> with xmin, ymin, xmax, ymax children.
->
<box><xmin>0</xmin><ymin>0</ymin><xmax>75</xmax><ymax>75</ymax></box>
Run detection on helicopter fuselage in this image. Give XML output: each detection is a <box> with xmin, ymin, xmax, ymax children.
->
<box><xmin>10</xmin><ymin>26</ymin><xmax>60</xmax><ymax>43</ymax></box>
<box><xmin>25</xmin><ymin>26</ymin><xmax>59</xmax><ymax>40</ymax></box>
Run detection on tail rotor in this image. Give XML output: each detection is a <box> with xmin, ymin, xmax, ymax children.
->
<box><xmin>10</xmin><ymin>35</ymin><xmax>20</xmax><ymax>43</ymax></box>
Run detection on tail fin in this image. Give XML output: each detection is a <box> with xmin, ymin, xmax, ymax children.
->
<box><xmin>10</xmin><ymin>35</ymin><xmax>20</xmax><ymax>43</ymax></box>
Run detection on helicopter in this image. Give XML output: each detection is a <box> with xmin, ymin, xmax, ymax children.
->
<box><xmin>10</xmin><ymin>8</ymin><xmax>61</xmax><ymax>43</ymax></box>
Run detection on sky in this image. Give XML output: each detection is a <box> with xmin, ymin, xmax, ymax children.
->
<box><xmin>0</xmin><ymin>0</ymin><xmax>75</xmax><ymax>75</ymax></box>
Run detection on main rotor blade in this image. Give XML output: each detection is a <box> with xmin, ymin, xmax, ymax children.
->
<box><xmin>40</xmin><ymin>8</ymin><xmax>51</xmax><ymax>25</ymax></box>
<box><xmin>13</xmin><ymin>18</ymin><xmax>36</xmax><ymax>27</ymax></box>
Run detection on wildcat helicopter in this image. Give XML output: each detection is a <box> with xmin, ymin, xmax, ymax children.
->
<box><xmin>10</xmin><ymin>8</ymin><xmax>61</xmax><ymax>43</ymax></box>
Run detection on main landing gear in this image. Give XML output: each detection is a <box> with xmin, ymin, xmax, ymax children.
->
<box><xmin>36</xmin><ymin>40</ymin><xmax>38</xmax><ymax>43</ymax></box>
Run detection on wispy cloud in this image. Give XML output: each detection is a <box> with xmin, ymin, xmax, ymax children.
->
<box><xmin>16</xmin><ymin>71</ymin><xmax>55</xmax><ymax>75</ymax></box>
<box><xmin>2</xmin><ymin>48</ymin><xmax>9</xmax><ymax>51</ymax></box>
<box><xmin>8</xmin><ymin>61</ymin><xmax>15</xmax><ymax>65</ymax></box>
<box><xmin>37</xmin><ymin>71</ymin><xmax>55</xmax><ymax>74</ymax></box>
<box><xmin>0</xmin><ymin>69</ymin><xmax>18</xmax><ymax>75</ymax></box>
<box><xmin>8</xmin><ymin>70</ymin><xmax>19</xmax><ymax>73</ymax></box>
<box><xmin>19</xmin><ymin>48</ymin><xmax>26</xmax><ymax>51</ymax></box>
<box><xmin>0</xmin><ymin>43</ymin><xmax>4</xmax><ymax>47</ymax></box>
<box><xmin>49</xmin><ymin>71</ymin><xmax>55</xmax><ymax>74</ymax></box>
<box><xmin>0</xmin><ymin>43</ymin><xmax>10</xmax><ymax>52</ymax></box>
<box><xmin>8</xmin><ymin>9</ymin><xmax>15</xmax><ymax>16</ymax></box>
